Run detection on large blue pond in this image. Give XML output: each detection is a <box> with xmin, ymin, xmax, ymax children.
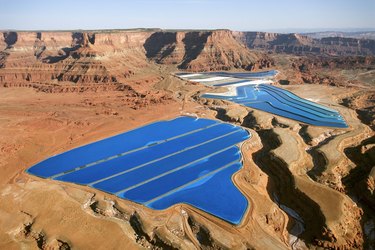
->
<box><xmin>27</xmin><ymin>116</ymin><xmax>250</xmax><ymax>224</ymax></box>
<box><xmin>202</xmin><ymin>84</ymin><xmax>347</xmax><ymax>128</ymax></box>
<box><xmin>178</xmin><ymin>70</ymin><xmax>347</xmax><ymax>128</ymax></box>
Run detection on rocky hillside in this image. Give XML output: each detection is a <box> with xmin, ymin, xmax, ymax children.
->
<box><xmin>2</xmin><ymin>29</ymin><xmax>374</xmax><ymax>86</ymax></box>
<box><xmin>144</xmin><ymin>30</ymin><xmax>272</xmax><ymax>71</ymax></box>
<box><xmin>235</xmin><ymin>31</ymin><xmax>375</xmax><ymax>56</ymax></box>
<box><xmin>0</xmin><ymin>30</ymin><xmax>273</xmax><ymax>86</ymax></box>
<box><xmin>0</xmin><ymin>31</ymin><xmax>152</xmax><ymax>86</ymax></box>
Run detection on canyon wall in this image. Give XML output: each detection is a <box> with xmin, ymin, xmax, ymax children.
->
<box><xmin>144</xmin><ymin>30</ymin><xmax>272</xmax><ymax>71</ymax></box>
<box><xmin>1</xmin><ymin>29</ymin><xmax>374</xmax><ymax>86</ymax></box>
<box><xmin>235</xmin><ymin>31</ymin><xmax>375</xmax><ymax>56</ymax></box>
<box><xmin>0</xmin><ymin>31</ymin><xmax>153</xmax><ymax>85</ymax></box>
<box><xmin>0</xmin><ymin>30</ymin><xmax>273</xmax><ymax>85</ymax></box>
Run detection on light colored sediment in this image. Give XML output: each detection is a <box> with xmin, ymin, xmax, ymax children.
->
<box><xmin>215</xmin><ymin>83</ymin><xmax>370</xmax><ymax>248</ymax></box>
<box><xmin>283</xmin><ymin>85</ymin><xmax>374</xmax><ymax>190</ymax></box>
<box><xmin>271</xmin><ymin>125</ymin><xmax>363</xmax><ymax>248</ymax></box>
<box><xmin>0</xmin><ymin>180</ymin><xmax>141</xmax><ymax>249</ymax></box>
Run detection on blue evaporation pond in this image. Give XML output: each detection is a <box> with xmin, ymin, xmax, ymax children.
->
<box><xmin>202</xmin><ymin>84</ymin><xmax>348</xmax><ymax>128</ymax></box>
<box><xmin>26</xmin><ymin>116</ymin><xmax>250</xmax><ymax>225</ymax></box>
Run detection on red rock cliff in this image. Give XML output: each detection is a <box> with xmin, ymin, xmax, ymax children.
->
<box><xmin>144</xmin><ymin>30</ymin><xmax>273</xmax><ymax>71</ymax></box>
<box><xmin>0</xmin><ymin>30</ymin><xmax>273</xmax><ymax>85</ymax></box>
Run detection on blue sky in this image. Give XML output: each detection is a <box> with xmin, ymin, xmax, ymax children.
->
<box><xmin>0</xmin><ymin>0</ymin><xmax>374</xmax><ymax>32</ymax></box>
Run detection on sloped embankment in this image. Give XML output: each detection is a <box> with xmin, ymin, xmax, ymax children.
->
<box><xmin>210</xmin><ymin>102</ymin><xmax>365</xmax><ymax>249</ymax></box>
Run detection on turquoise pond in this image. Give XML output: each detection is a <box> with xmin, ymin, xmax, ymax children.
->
<box><xmin>27</xmin><ymin>116</ymin><xmax>250</xmax><ymax>224</ymax></box>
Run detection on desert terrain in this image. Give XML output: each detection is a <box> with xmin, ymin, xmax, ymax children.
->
<box><xmin>0</xmin><ymin>30</ymin><xmax>374</xmax><ymax>249</ymax></box>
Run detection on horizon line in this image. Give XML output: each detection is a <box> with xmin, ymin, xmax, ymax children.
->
<box><xmin>1</xmin><ymin>27</ymin><xmax>375</xmax><ymax>34</ymax></box>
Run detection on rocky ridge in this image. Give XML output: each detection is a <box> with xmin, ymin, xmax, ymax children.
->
<box><xmin>235</xmin><ymin>31</ymin><xmax>375</xmax><ymax>56</ymax></box>
<box><xmin>144</xmin><ymin>30</ymin><xmax>273</xmax><ymax>71</ymax></box>
<box><xmin>0</xmin><ymin>30</ymin><xmax>273</xmax><ymax>87</ymax></box>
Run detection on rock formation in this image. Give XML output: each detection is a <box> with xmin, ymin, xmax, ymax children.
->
<box><xmin>235</xmin><ymin>31</ymin><xmax>375</xmax><ymax>56</ymax></box>
<box><xmin>0</xmin><ymin>31</ymin><xmax>153</xmax><ymax>85</ymax></box>
<box><xmin>0</xmin><ymin>30</ymin><xmax>274</xmax><ymax>86</ymax></box>
<box><xmin>2</xmin><ymin>29</ymin><xmax>374</xmax><ymax>87</ymax></box>
<box><xmin>144</xmin><ymin>30</ymin><xmax>273</xmax><ymax>71</ymax></box>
